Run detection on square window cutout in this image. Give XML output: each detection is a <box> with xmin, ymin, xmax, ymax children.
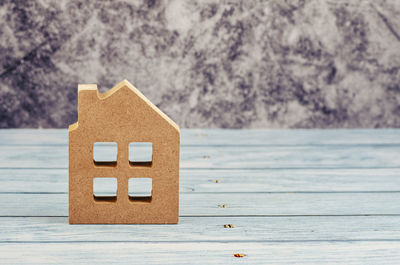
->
<box><xmin>129</xmin><ymin>178</ymin><xmax>152</xmax><ymax>203</ymax></box>
<box><xmin>93</xmin><ymin>142</ymin><xmax>117</xmax><ymax>167</ymax></box>
<box><xmin>129</xmin><ymin>142</ymin><xmax>153</xmax><ymax>166</ymax></box>
<box><xmin>93</xmin><ymin>177</ymin><xmax>117</xmax><ymax>202</ymax></box>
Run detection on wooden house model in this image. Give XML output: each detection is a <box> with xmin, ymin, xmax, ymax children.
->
<box><xmin>69</xmin><ymin>80</ymin><xmax>180</xmax><ymax>224</ymax></box>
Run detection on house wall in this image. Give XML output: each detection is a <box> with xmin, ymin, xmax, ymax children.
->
<box><xmin>1</xmin><ymin>0</ymin><xmax>400</xmax><ymax>128</ymax></box>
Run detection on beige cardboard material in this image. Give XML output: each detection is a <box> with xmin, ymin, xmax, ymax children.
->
<box><xmin>69</xmin><ymin>80</ymin><xmax>180</xmax><ymax>224</ymax></box>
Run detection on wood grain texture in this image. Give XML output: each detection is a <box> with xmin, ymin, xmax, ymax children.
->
<box><xmin>1</xmin><ymin>129</ymin><xmax>400</xmax><ymax>146</ymax></box>
<box><xmin>0</xmin><ymin>216</ymin><xmax>400</xmax><ymax>242</ymax></box>
<box><xmin>1</xmin><ymin>129</ymin><xmax>400</xmax><ymax>263</ymax></box>
<box><xmin>1</xmin><ymin>192</ymin><xmax>399</xmax><ymax>217</ymax></box>
<box><xmin>0</xmin><ymin>242</ymin><xmax>399</xmax><ymax>264</ymax></box>
<box><xmin>1</xmin><ymin>168</ymin><xmax>400</xmax><ymax>193</ymax></box>
<box><xmin>1</xmin><ymin>144</ymin><xmax>400</xmax><ymax>169</ymax></box>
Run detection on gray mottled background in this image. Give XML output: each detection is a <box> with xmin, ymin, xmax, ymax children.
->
<box><xmin>1</xmin><ymin>0</ymin><xmax>400</xmax><ymax>128</ymax></box>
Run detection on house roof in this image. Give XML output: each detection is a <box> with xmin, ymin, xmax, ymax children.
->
<box><xmin>70</xmin><ymin>80</ymin><xmax>179</xmax><ymax>132</ymax></box>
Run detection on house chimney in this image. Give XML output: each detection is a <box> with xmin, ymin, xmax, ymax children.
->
<box><xmin>77</xmin><ymin>84</ymin><xmax>98</xmax><ymax>120</ymax></box>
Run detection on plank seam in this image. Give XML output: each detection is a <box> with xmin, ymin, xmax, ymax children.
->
<box><xmin>2</xmin><ymin>214</ymin><xmax>400</xmax><ymax>218</ymax></box>
<box><xmin>1</xmin><ymin>239</ymin><xmax>400</xmax><ymax>244</ymax></box>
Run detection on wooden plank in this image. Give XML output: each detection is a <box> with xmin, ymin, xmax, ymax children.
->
<box><xmin>1</xmin><ymin>144</ymin><xmax>400</xmax><ymax>169</ymax></box>
<box><xmin>1</xmin><ymin>129</ymin><xmax>400</xmax><ymax>146</ymax></box>
<box><xmin>1</xmin><ymin>168</ymin><xmax>400</xmax><ymax>193</ymax></box>
<box><xmin>1</xmin><ymin>193</ymin><xmax>399</xmax><ymax>217</ymax></box>
<box><xmin>0</xmin><ymin>241</ymin><xmax>399</xmax><ymax>264</ymax></box>
<box><xmin>1</xmin><ymin>216</ymin><xmax>400</xmax><ymax>242</ymax></box>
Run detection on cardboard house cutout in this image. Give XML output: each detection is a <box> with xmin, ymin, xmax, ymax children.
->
<box><xmin>69</xmin><ymin>80</ymin><xmax>180</xmax><ymax>224</ymax></box>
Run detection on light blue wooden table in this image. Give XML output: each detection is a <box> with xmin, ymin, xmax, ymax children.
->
<box><xmin>1</xmin><ymin>129</ymin><xmax>400</xmax><ymax>264</ymax></box>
